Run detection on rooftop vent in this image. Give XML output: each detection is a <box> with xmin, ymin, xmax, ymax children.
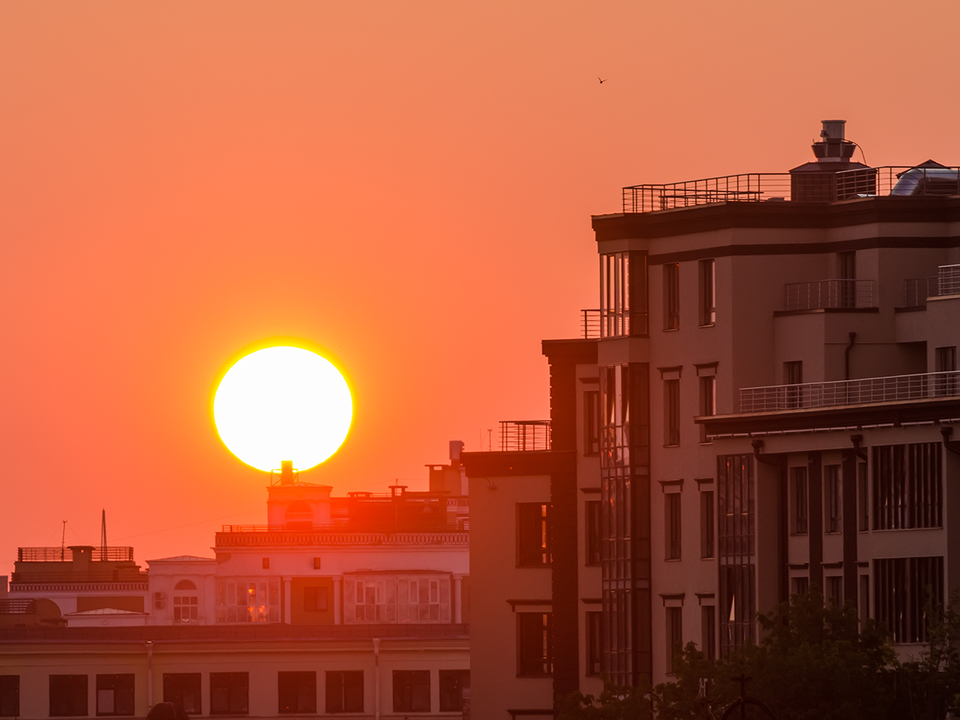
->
<box><xmin>812</xmin><ymin>119</ymin><xmax>855</xmax><ymax>162</ymax></box>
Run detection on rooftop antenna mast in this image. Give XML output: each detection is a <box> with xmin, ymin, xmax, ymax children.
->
<box><xmin>100</xmin><ymin>509</ymin><xmax>107</xmax><ymax>560</ymax></box>
<box><xmin>60</xmin><ymin>520</ymin><xmax>66</xmax><ymax>560</ymax></box>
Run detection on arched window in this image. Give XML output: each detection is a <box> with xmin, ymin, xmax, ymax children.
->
<box><xmin>173</xmin><ymin>580</ymin><xmax>198</xmax><ymax>623</ymax></box>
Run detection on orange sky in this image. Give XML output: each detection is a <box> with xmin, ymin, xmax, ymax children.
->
<box><xmin>2</xmin><ymin>1</ymin><xmax>960</xmax><ymax>576</ymax></box>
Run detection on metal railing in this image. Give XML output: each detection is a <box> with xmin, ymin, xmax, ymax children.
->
<box><xmin>216</xmin><ymin>530</ymin><xmax>468</xmax><ymax>547</ymax></box>
<box><xmin>739</xmin><ymin>370</ymin><xmax>960</xmax><ymax>413</ymax></box>
<box><xmin>499</xmin><ymin>420</ymin><xmax>551</xmax><ymax>451</ymax></box>
<box><xmin>784</xmin><ymin>279</ymin><xmax>874</xmax><ymax>311</ymax></box>
<box><xmin>622</xmin><ymin>166</ymin><xmax>960</xmax><ymax>213</ymax></box>
<box><xmin>581</xmin><ymin>309</ymin><xmax>600</xmax><ymax>339</ymax></box>
<box><xmin>17</xmin><ymin>547</ymin><xmax>135</xmax><ymax>563</ymax></box>
<box><xmin>939</xmin><ymin>264</ymin><xmax>960</xmax><ymax>295</ymax></box>
<box><xmin>903</xmin><ymin>276</ymin><xmax>938</xmax><ymax>308</ymax></box>
<box><xmin>0</xmin><ymin>599</ymin><xmax>36</xmax><ymax>614</ymax></box>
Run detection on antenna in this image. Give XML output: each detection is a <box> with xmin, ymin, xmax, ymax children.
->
<box><xmin>100</xmin><ymin>509</ymin><xmax>108</xmax><ymax>559</ymax></box>
<box><xmin>61</xmin><ymin>520</ymin><xmax>66</xmax><ymax>560</ymax></box>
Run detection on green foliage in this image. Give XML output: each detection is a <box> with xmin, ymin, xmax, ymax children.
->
<box><xmin>557</xmin><ymin>678</ymin><xmax>653</xmax><ymax>720</ymax></box>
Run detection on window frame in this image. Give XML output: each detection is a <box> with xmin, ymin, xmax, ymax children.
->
<box><xmin>325</xmin><ymin>671</ymin><xmax>363</xmax><ymax>714</ymax></box>
<box><xmin>700</xmin><ymin>490</ymin><xmax>714</xmax><ymax>559</ymax></box>
<box><xmin>162</xmin><ymin>673</ymin><xmax>201</xmax><ymax>715</ymax></box>
<box><xmin>50</xmin><ymin>675</ymin><xmax>88</xmax><ymax>718</ymax></box>
<box><xmin>664</xmin><ymin>378</ymin><xmax>680</xmax><ymax>447</ymax></box>
<box><xmin>516</xmin><ymin>612</ymin><xmax>553</xmax><ymax>677</ymax></box>
<box><xmin>438</xmin><ymin>670</ymin><xmax>470</xmax><ymax>713</ymax></box>
<box><xmin>663</xmin><ymin>262</ymin><xmax>680</xmax><ymax>330</ymax></box>
<box><xmin>392</xmin><ymin>670</ymin><xmax>431</xmax><ymax>714</ymax></box>
<box><xmin>585</xmin><ymin>500</ymin><xmax>602</xmax><ymax>566</ymax></box>
<box><xmin>210</xmin><ymin>672</ymin><xmax>249</xmax><ymax>716</ymax></box>
<box><xmin>665</xmin><ymin>493</ymin><xmax>682</xmax><ymax>560</ymax></box>
<box><xmin>277</xmin><ymin>671</ymin><xmax>316</xmax><ymax>715</ymax></box>
<box><xmin>517</xmin><ymin>503</ymin><xmax>552</xmax><ymax>567</ymax></box>
<box><xmin>95</xmin><ymin>675</ymin><xmax>134</xmax><ymax>717</ymax></box>
<box><xmin>698</xmin><ymin>258</ymin><xmax>716</xmax><ymax>326</ymax></box>
<box><xmin>666</xmin><ymin>607</ymin><xmax>683</xmax><ymax>675</ymax></box>
<box><xmin>0</xmin><ymin>676</ymin><xmax>19</xmax><ymax>718</ymax></box>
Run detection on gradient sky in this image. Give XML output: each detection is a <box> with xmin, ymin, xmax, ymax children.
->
<box><xmin>3</xmin><ymin>1</ymin><xmax>960</xmax><ymax>576</ymax></box>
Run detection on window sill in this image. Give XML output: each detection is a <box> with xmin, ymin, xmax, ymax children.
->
<box><xmin>664</xmin><ymin>444</ymin><xmax>680</xmax><ymax>449</ymax></box>
<box><xmin>663</xmin><ymin>327</ymin><xmax>680</xmax><ymax>333</ymax></box>
<box><xmin>698</xmin><ymin>323</ymin><xmax>716</xmax><ymax>329</ymax></box>
<box><xmin>700</xmin><ymin>556</ymin><xmax>715</xmax><ymax>561</ymax></box>
<box><xmin>665</xmin><ymin>557</ymin><xmax>681</xmax><ymax>562</ymax></box>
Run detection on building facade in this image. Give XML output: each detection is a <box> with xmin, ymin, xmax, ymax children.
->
<box><xmin>464</xmin><ymin>120</ymin><xmax>960</xmax><ymax>716</ymax></box>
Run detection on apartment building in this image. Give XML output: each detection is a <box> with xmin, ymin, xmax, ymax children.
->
<box><xmin>0</xmin><ymin>450</ymin><xmax>470</xmax><ymax>718</ymax></box>
<box><xmin>464</xmin><ymin>120</ymin><xmax>960</xmax><ymax>716</ymax></box>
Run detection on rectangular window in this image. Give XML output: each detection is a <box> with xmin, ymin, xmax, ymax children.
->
<box><xmin>517</xmin><ymin>503</ymin><xmax>552</xmax><ymax>566</ymax></box>
<box><xmin>517</xmin><ymin>612</ymin><xmax>553</xmax><ymax>676</ymax></box>
<box><xmin>0</xmin><ymin>676</ymin><xmax>19</xmax><ymax>718</ymax></box>
<box><xmin>600</xmin><ymin>251</ymin><xmax>649</xmax><ymax>338</ymax></box>
<box><xmin>210</xmin><ymin>673</ymin><xmax>248</xmax><ymax>715</ymax></box>
<box><xmin>791</xmin><ymin>467</ymin><xmax>808</xmax><ymax>534</ymax></box>
<box><xmin>304</xmin><ymin>586</ymin><xmax>328</xmax><ymax>612</ymax></box>
<box><xmin>584</xmin><ymin>390</ymin><xmax>600</xmax><ymax>455</ymax></box>
<box><xmin>718</xmin><ymin>454</ymin><xmax>756</xmax><ymax>656</ymax></box>
<box><xmin>838</xmin><ymin>251</ymin><xmax>856</xmax><ymax>308</ymax></box>
<box><xmin>585</xmin><ymin>500</ymin><xmax>602</xmax><ymax>566</ymax></box>
<box><xmin>875</xmin><ymin>556</ymin><xmax>943</xmax><ymax>643</ymax></box>
<box><xmin>784</xmin><ymin>361</ymin><xmax>803</xmax><ymax>408</ymax></box>
<box><xmin>438</xmin><ymin>670</ymin><xmax>470</xmax><ymax>713</ymax></box>
<box><xmin>792</xmin><ymin>576</ymin><xmax>809</xmax><ymax>597</ymax></box>
<box><xmin>700</xmin><ymin>490</ymin><xmax>714</xmax><ymax>559</ymax></box>
<box><xmin>699</xmin><ymin>375</ymin><xmax>715</xmax><ymax>443</ymax></box>
<box><xmin>826</xmin><ymin>577</ymin><xmax>843</xmax><ymax>607</ymax></box>
<box><xmin>872</xmin><ymin>443</ymin><xmax>942</xmax><ymax>530</ymax></box>
<box><xmin>936</xmin><ymin>346</ymin><xmax>957</xmax><ymax>395</ymax></box>
<box><xmin>50</xmin><ymin>675</ymin><xmax>88</xmax><ymax>717</ymax></box>
<box><xmin>665</xmin><ymin>493</ymin><xmax>682</xmax><ymax>560</ymax></box>
<box><xmin>666</xmin><ymin>607</ymin><xmax>683</xmax><ymax>675</ymax></box>
<box><xmin>392</xmin><ymin>671</ymin><xmax>430</xmax><ymax>713</ymax></box>
<box><xmin>858</xmin><ymin>462</ymin><xmax>868</xmax><ymax>531</ymax></box>
<box><xmin>216</xmin><ymin>579</ymin><xmax>281</xmax><ymax>623</ymax></box>
<box><xmin>664</xmin><ymin>263</ymin><xmax>680</xmax><ymax>330</ymax></box>
<box><xmin>698</xmin><ymin>258</ymin><xmax>716</xmax><ymax>326</ymax></box>
<box><xmin>96</xmin><ymin>675</ymin><xmax>134</xmax><ymax>717</ymax></box>
<box><xmin>701</xmin><ymin>606</ymin><xmax>716</xmax><ymax>662</ymax></box>
<box><xmin>825</xmin><ymin>465</ymin><xmax>842</xmax><ymax>533</ymax></box>
<box><xmin>664</xmin><ymin>379</ymin><xmax>680</xmax><ymax>446</ymax></box>
<box><xmin>278</xmin><ymin>672</ymin><xmax>316</xmax><ymax>714</ymax></box>
<box><xmin>163</xmin><ymin>674</ymin><xmax>201</xmax><ymax>715</ymax></box>
<box><xmin>325</xmin><ymin>671</ymin><xmax>363</xmax><ymax>714</ymax></box>
<box><xmin>859</xmin><ymin>574</ymin><xmax>870</xmax><ymax>626</ymax></box>
<box><xmin>586</xmin><ymin>611</ymin><xmax>602</xmax><ymax>676</ymax></box>
<box><xmin>173</xmin><ymin>595</ymin><xmax>198</xmax><ymax>624</ymax></box>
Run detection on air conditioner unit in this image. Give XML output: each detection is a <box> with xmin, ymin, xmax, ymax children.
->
<box><xmin>154</xmin><ymin>592</ymin><xmax>166</xmax><ymax>610</ymax></box>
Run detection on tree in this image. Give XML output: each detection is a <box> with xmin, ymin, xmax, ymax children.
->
<box><xmin>557</xmin><ymin>678</ymin><xmax>653</xmax><ymax>720</ymax></box>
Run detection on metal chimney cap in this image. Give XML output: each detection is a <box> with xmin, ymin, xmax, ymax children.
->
<box><xmin>820</xmin><ymin>119</ymin><xmax>846</xmax><ymax>141</ymax></box>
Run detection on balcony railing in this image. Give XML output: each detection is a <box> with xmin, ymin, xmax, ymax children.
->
<box><xmin>739</xmin><ymin>370</ymin><xmax>960</xmax><ymax>413</ymax></box>
<box><xmin>216</xmin><ymin>529</ymin><xmax>468</xmax><ymax>547</ymax></box>
<box><xmin>783</xmin><ymin>279</ymin><xmax>874</xmax><ymax>311</ymax></box>
<box><xmin>499</xmin><ymin>420</ymin><xmax>551</xmax><ymax>451</ymax></box>
<box><xmin>901</xmin><ymin>265</ymin><xmax>960</xmax><ymax>308</ymax></box>
<box><xmin>17</xmin><ymin>547</ymin><xmax>135</xmax><ymax>563</ymax></box>
<box><xmin>622</xmin><ymin>166</ymin><xmax>960</xmax><ymax>213</ymax></box>
<box><xmin>581</xmin><ymin>309</ymin><xmax>600</xmax><ymax>339</ymax></box>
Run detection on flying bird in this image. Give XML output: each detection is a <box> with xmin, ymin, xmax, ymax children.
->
<box><xmin>598</xmin><ymin>76</ymin><xmax>607</xmax><ymax>84</ymax></box>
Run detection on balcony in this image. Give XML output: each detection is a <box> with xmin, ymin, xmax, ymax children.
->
<box><xmin>739</xmin><ymin>370</ymin><xmax>960</xmax><ymax>413</ymax></box>
<box><xmin>622</xmin><ymin>166</ymin><xmax>960</xmax><ymax>214</ymax></box>
<box><xmin>580</xmin><ymin>309</ymin><xmax>600</xmax><ymax>339</ymax></box>
<box><xmin>499</xmin><ymin>420</ymin><xmax>551</xmax><ymax>451</ymax></box>
<box><xmin>783</xmin><ymin>279</ymin><xmax>875</xmax><ymax>311</ymax></box>
<box><xmin>17</xmin><ymin>547</ymin><xmax>135</xmax><ymax>562</ymax></box>
<box><xmin>215</xmin><ymin>527</ymin><xmax>468</xmax><ymax>548</ymax></box>
<box><xmin>902</xmin><ymin>264</ymin><xmax>960</xmax><ymax>308</ymax></box>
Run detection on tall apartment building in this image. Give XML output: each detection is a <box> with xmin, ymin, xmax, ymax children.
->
<box><xmin>464</xmin><ymin>120</ymin><xmax>960</xmax><ymax>717</ymax></box>
<box><xmin>0</xmin><ymin>451</ymin><xmax>470</xmax><ymax>718</ymax></box>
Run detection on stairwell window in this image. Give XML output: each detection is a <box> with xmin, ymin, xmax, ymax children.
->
<box><xmin>698</xmin><ymin>259</ymin><xmax>716</xmax><ymax>326</ymax></box>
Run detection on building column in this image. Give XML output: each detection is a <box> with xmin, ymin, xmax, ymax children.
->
<box><xmin>284</xmin><ymin>577</ymin><xmax>293</xmax><ymax>624</ymax></box>
<box><xmin>453</xmin><ymin>575</ymin><xmax>462</xmax><ymax>623</ymax></box>
<box><xmin>333</xmin><ymin>576</ymin><xmax>342</xmax><ymax>624</ymax></box>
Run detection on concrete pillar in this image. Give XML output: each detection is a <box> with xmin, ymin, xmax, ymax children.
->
<box><xmin>453</xmin><ymin>575</ymin><xmax>463</xmax><ymax>623</ymax></box>
<box><xmin>283</xmin><ymin>577</ymin><xmax>292</xmax><ymax>624</ymax></box>
<box><xmin>333</xmin><ymin>577</ymin><xmax>342</xmax><ymax>624</ymax></box>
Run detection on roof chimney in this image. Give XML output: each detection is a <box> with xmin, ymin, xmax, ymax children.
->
<box><xmin>811</xmin><ymin>119</ymin><xmax>855</xmax><ymax>162</ymax></box>
<box><xmin>280</xmin><ymin>460</ymin><xmax>295</xmax><ymax>486</ymax></box>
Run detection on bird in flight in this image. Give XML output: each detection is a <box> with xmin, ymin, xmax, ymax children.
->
<box><xmin>598</xmin><ymin>76</ymin><xmax>607</xmax><ymax>84</ymax></box>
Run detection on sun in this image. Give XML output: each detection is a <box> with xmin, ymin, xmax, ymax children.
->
<box><xmin>213</xmin><ymin>345</ymin><xmax>354</xmax><ymax>472</ymax></box>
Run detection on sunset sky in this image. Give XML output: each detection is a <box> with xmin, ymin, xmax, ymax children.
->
<box><xmin>3</xmin><ymin>1</ymin><xmax>960</xmax><ymax>576</ymax></box>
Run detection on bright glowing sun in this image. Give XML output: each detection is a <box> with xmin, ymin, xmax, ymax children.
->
<box><xmin>213</xmin><ymin>346</ymin><xmax>353</xmax><ymax>472</ymax></box>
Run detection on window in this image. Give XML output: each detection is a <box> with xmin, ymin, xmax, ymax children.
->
<box><xmin>825</xmin><ymin>465</ymin><xmax>842</xmax><ymax>533</ymax></box>
<box><xmin>173</xmin><ymin>580</ymin><xmax>198</xmax><ymax>624</ymax></box>
<box><xmin>0</xmin><ymin>676</ymin><xmax>19</xmax><ymax>718</ymax></box>
<box><xmin>872</xmin><ymin>443</ymin><xmax>942</xmax><ymax>530</ymax></box>
<box><xmin>216</xmin><ymin>579</ymin><xmax>280</xmax><ymax>623</ymax></box>
<box><xmin>665</xmin><ymin>493</ymin><xmax>681</xmax><ymax>560</ymax></box>
<box><xmin>163</xmin><ymin>674</ymin><xmax>201</xmax><ymax>715</ymax></box>
<box><xmin>210</xmin><ymin>673</ymin><xmax>248</xmax><ymax>715</ymax></box>
<box><xmin>936</xmin><ymin>346</ymin><xmax>957</xmax><ymax>395</ymax></box>
<box><xmin>792</xmin><ymin>576</ymin><xmax>809</xmax><ymax>597</ymax></box>
<box><xmin>392</xmin><ymin>671</ymin><xmax>430</xmax><ymax>713</ymax></box>
<box><xmin>826</xmin><ymin>577</ymin><xmax>843</xmax><ymax>607</ymax></box>
<box><xmin>262</xmin><ymin>558</ymin><xmax>270</xmax><ymax>569</ymax></box>
<box><xmin>517</xmin><ymin>503</ymin><xmax>552</xmax><ymax>566</ymax></box>
<box><xmin>345</xmin><ymin>575</ymin><xmax>451</xmax><ymax>624</ymax></box>
<box><xmin>584</xmin><ymin>390</ymin><xmax>600</xmax><ymax>455</ymax></box>
<box><xmin>700</xmin><ymin>490</ymin><xmax>714</xmax><ymax>559</ymax></box>
<box><xmin>664</xmin><ymin>379</ymin><xmax>680</xmax><ymax>446</ymax></box>
<box><xmin>313</xmin><ymin>557</ymin><xmax>322</xmax><ymax>570</ymax></box>
<box><xmin>701</xmin><ymin>606</ymin><xmax>716</xmax><ymax>662</ymax></box>
<box><xmin>857</xmin><ymin>462</ymin><xmax>868</xmax><ymax>531</ymax></box>
<box><xmin>600</xmin><ymin>251</ymin><xmax>649</xmax><ymax>338</ymax></box>
<box><xmin>791</xmin><ymin>467</ymin><xmax>808</xmax><ymax>534</ymax></box>
<box><xmin>439</xmin><ymin>670</ymin><xmax>470</xmax><ymax>713</ymax></box>
<box><xmin>698</xmin><ymin>258</ymin><xmax>715</xmax><ymax>326</ymax></box>
<box><xmin>875</xmin><ymin>556</ymin><xmax>943</xmax><ymax>643</ymax></box>
<box><xmin>278</xmin><ymin>672</ymin><xmax>316</xmax><ymax>714</ymax></box>
<box><xmin>517</xmin><ymin>612</ymin><xmax>553</xmax><ymax>676</ymax></box>
<box><xmin>784</xmin><ymin>361</ymin><xmax>803</xmax><ymax>408</ymax></box>
<box><xmin>585</xmin><ymin>500</ymin><xmax>601</xmax><ymax>566</ymax></box>
<box><xmin>838</xmin><ymin>251</ymin><xmax>856</xmax><ymax>308</ymax></box>
<box><xmin>666</xmin><ymin>607</ymin><xmax>683</xmax><ymax>675</ymax></box>
<box><xmin>325</xmin><ymin>671</ymin><xmax>363</xmax><ymax>714</ymax></box>
<box><xmin>586</xmin><ymin>612</ymin><xmax>602</xmax><ymax>676</ymax></box>
<box><xmin>699</xmin><ymin>375</ymin><xmax>715</xmax><ymax>443</ymax></box>
<box><xmin>50</xmin><ymin>675</ymin><xmax>88</xmax><ymax>717</ymax></box>
<box><xmin>304</xmin><ymin>586</ymin><xmax>328</xmax><ymax>612</ymax></box>
<box><xmin>664</xmin><ymin>263</ymin><xmax>680</xmax><ymax>330</ymax></box>
<box><xmin>859</xmin><ymin>575</ymin><xmax>870</xmax><ymax>626</ymax></box>
<box><xmin>96</xmin><ymin>675</ymin><xmax>133</xmax><ymax>717</ymax></box>
<box><xmin>718</xmin><ymin>454</ymin><xmax>755</xmax><ymax>655</ymax></box>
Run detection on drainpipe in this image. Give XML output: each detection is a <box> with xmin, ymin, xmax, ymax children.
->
<box><xmin>373</xmin><ymin>638</ymin><xmax>381</xmax><ymax>720</ymax></box>
<box><xmin>845</xmin><ymin>332</ymin><xmax>857</xmax><ymax>380</ymax></box>
<box><xmin>146</xmin><ymin>641</ymin><xmax>154</xmax><ymax>709</ymax></box>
